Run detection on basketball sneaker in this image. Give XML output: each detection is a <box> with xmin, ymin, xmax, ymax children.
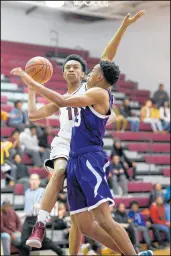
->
<box><xmin>26</xmin><ymin>221</ymin><xmax>45</xmax><ymax>248</ymax></box>
<box><xmin>138</xmin><ymin>250</ymin><xmax>153</xmax><ymax>256</ymax></box>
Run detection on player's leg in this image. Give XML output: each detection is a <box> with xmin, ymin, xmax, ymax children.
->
<box><xmin>91</xmin><ymin>202</ymin><xmax>137</xmax><ymax>255</ymax></box>
<box><xmin>72</xmin><ymin>211</ymin><xmax>122</xmax><ymax>254</ymax></box>
<box><xmin>26</xmin><ymin>158</ymin><xmax>67</xmax><ymax>248</ymax></box>
<box><xmin>38</xmin><ymin>158</ymin><xmax>66</xmax><ymax>215</ymax></box>
<box><xmin>69</xmin><ymin>215</ymin><xmax>82</xmax><ymax>255</ymax></box>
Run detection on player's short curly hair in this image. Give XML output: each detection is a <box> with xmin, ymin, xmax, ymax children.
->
<box><xmin>62</xmin><ymin>54</ymin><xmax>87</xmax><ymax>73</ymax></box>
<box><xmin>100</xmin><ymin>60</ymin><xmax>120</xmax><ymax>86</ymax></box>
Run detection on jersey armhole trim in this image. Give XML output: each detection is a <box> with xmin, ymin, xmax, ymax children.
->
<box><xmin>89</xmin><ymin>106</ymin><xmax>111</xmax><ymax>119</ymax></box>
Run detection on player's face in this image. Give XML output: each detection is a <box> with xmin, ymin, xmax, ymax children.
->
<box><xmin>87</xmin><ymin>64</ymin><xmax>103</xmax><ymax>87</ymax></box>
<box><xmin>63</xmin><ymin>60</ymin><xmax>84</xmax><ymax>83</ymax></box>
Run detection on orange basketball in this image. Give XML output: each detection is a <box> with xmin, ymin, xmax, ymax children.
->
<box><xmin>25</xmin><ymin>56</ymin><xmax>53</xmax><ymax>84</ymax></box>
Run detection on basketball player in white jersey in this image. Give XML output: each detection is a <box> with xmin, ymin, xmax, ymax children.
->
<box><xmin>14</xmin><ymin>10</ymin><xmax>145</xmax><ymax>254</ymax></box>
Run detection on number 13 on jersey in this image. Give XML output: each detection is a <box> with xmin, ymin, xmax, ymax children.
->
<box><xmin>67</xmin><ymin>107</ymin><xmax>81</xmax><ymax>127</ymax></box>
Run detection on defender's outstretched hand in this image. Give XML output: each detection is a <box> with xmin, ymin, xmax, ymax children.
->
<box><xmin>122</xmin><ymin>10</ymin><xmax>145</xmax><ymax>27</ymax></box>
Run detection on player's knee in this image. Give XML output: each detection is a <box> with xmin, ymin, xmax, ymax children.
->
<box><xmin>95</xmin><ymin>211</ymin><xmax>114</xmax><ymax>230</ymax></box>
<box><xmin>52</xmin><ymin>159</ymin><xmax>67</xmax><ymax>178</ymax></box>
<box><xmin>52</xmin><ymin>166</ymin><xmax>66</xmax><ymax>179</ymax></box>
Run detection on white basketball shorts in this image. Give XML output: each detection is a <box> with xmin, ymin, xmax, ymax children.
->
<box><xmin>44</xmin><ymin>136</ymin><xmax>70</xmax><ymax>173</ymax></box>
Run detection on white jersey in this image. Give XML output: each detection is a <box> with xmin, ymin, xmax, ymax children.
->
<box><xmin>58</xmin><ymin>83</ymin><xmax>87</xmax><ymax>141</ymax></box>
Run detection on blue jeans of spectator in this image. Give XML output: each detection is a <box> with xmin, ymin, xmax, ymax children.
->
<box><xmin>162</xmin><ymin>121</ymin><xmax>170</xmax><ymax>132</ymax></box>
<box><xmin>127</xmin><ymin>117</ymin><xmax>140</xmax><ymax>132</ymax></box>
<box><xmin>1</xmin><ymin>232</ymin><xmax>21</xmax><ymax>256</ymax></box>
<box><xmin>154</xmin><ymin>224</ymin><xmax>170</xmax><ymax>241</ymax></box>
<box><xmin>144</xmin><ymin>118</ymin><xmax>163</xmax><ymax>132</ymax></box>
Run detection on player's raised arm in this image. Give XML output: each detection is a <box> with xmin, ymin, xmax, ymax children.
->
<box><xmin>10</xmin><ymin>68</ymin><xmax>107</xmax><ymax>108</ymax></box>
<box><xmin>101</xmin><ymin>10</ymin><xmax>145</xmax><ymax>61</ymax></box>
<box><xmin>28</xmin><ymin>89</ymin><xmax>59</xmax><ymax>121</ymax></box>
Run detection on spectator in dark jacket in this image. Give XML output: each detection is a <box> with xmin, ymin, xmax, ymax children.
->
<box><xmin>149</xmin><ymin>183</ymin><xmax>165</xmax><ymax>207</ymax></box>
<box><xmin>38</xmin><ymin>126</ymin><xmax>54</xmax><ymax>149</ymax></box>
<box><xmin>8</xmin><ymin>129</ymin><xmax>23</xmax><ymax>159</ymax></box>
<box><xmin>109</xmin><ymin>155</ymin><xmax>128</xmax><ymax>195</ymax></box>
<box><xmin>12</xmin><ymin>154</ymin><xmax>30</xmax><ymax>191</ymax></box>
<box><xmin>53</xmin><ymin>203</ymin><xmax>70</xmax><ymax>240</ymax></box>
<box><xmin>120</xmin><ymin>98</ymin><xmax>140</xmax><ymax>132</ymax></box>
<box><xmin>114</xmin><ymin>203</ymin><xmax>140</xmax><ymax>252</ymax></box>
<box><xmin>111</xmin><ymin>139</ymin><xmax>137</xmax><ymax>180</ymax></box>
<box><xmin>153</xmin><ymin>84</ymin><xmax>169</xmax><ymax>108</ymax></box>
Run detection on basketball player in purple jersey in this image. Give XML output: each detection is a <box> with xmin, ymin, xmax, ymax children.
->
<box><xmin>11</xmin><ymin>11</ymin><xmax>152</xmax><ymax>256</ymax></box>
<box><xmin>11</xmin><ymin>62</ymin><xmax>152</xmax><ymax>256</ymax></box>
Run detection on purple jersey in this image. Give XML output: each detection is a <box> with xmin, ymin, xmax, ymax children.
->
<box><xmin>70</xmin><ymin>89</ymin><xmax>114</xmax><ymax>152</ymax></box>
<box><xmin>67</xmin><ymin>89</ymin><xmax>115</xmax><ymax>214</ymax></box>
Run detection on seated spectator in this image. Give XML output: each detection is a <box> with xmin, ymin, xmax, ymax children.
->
<box><xmin>53</xmin><ymin>203</ymin><xmax>70</xmax><ymax>239</ymax></box>
<box><xmin>111</xmin><ymin>139</ymin><xmax>137</xmax><ymax>180</ymax></box>
<box><xmin>149</xmin><ymin>183</ymin><xmax>164</xmax><ymax>207</ymax></box>
<box><xmin>128</xmin><ymin>201</ymin><xmax>161</xmax><ymax>251</ymax></box>
<box><xmin>141</xmin><ymin>100</ymin><xmax>163</xmax><ymax>132</ymax></box>
<box><xmin>112</xmin><ymin>105</ymin><xmax>128</xmax><ymax>132</ymax></box>
<box><xmin>1</xmin><ymin>141</ymin><xmax>13</xmax><ymax>166</ymax></box>
<box><xmin>12</xmin><ymin>154</ymin><xmax>30</xmax><ymax>191</ymax></box>
<box><xmin>8</xmin><ymin>100</ymin><xmax>29</xmax><ymax>132</ymax></box>
<box><xmin>160</xmin><ymin>101</ymin><xmax>170</xmax><ymax>133</ymax></box>
<box><xmin>114</xmin><ymin>203</ymin><xmax>140</xmax><ymax>252</ymax></box>
<box><xmin>1</xmin><ymin>200</ymin><xmax>22</xmax><ymax>256</ymax></box>
<box><xmin>150</xmin><ymin>102</ymin><xmax>163</xmax><ymax>132</ymax></box>
<box><xmin>1</xmin><ymin>140</ymin><xmax>17</xmax><ymax>185</ymax></box>
<box><xmin>109</xmin><ymin>155</ymin><xmax>128</xmax><ymax>195</ymax></box>
<box><xmin>19</xmin><ymin>173</ymin><xmax>63</xmax><ymax>256</ymax></box>
<box><xmin>1</xmin><ymin>110</ymin><xmax>8</xmax><ymax>127</ymax></box>
<box><xmin>120</xmin><ymin>98</ymin><xmax>140</xmax><ymax>132</ymax></box>
<box><xmin>20</xmin><ymin>126</ymin><xmax>50</xmax><ymax>167</ymax></box>
<box><xmin>8</xmin><ymin>129</ymin><xmax>24</xmax><ymax>160</ymax></box>
<box><xmin>153</xmin><ymin>84</ymin><xmax>169</xmax><ymax>108</ymax></box>
<box><xmin>150</xmin><ymin>196</ymin><xmax>170</xmax><ymax>242</ymax></box>
<box><xmin>38</xmin><ymin>126</ymin><xmax>54</xmax><ymax>149</ymax></box>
